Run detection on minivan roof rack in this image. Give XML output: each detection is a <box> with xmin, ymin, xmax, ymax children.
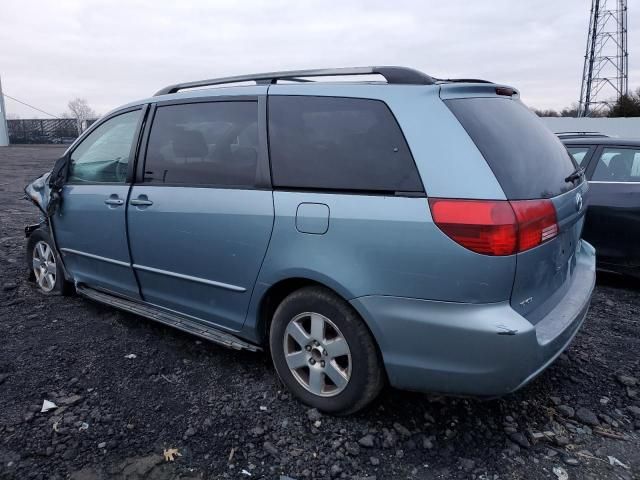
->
<box><xmin>556</xmin><ymin>131</ymin><xmax>609</xmax><ymax>138</ymax></box>
<box><xmin>154</xmin><ymin>66</ymin><xmax>437</xmax><ymax>95</ymax></box>
<box><xmin>435</xmin><ymin>78</ymin><xmax>493</xmax><ymax>84</ymax></box>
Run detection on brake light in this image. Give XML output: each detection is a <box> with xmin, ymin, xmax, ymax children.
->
<box><xmin>510</xmin><ymin>200</ymin><xmax>558</xmax><ymax>251</ymax></box>
<box><xmin>428</xmin><ymin>198</ymin><xmax>558</xmax><ymax>256</ymax></box>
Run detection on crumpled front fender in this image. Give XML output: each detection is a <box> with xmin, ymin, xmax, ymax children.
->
<box><xmin>24</xmin><ymin>172</ymin><xmax>52</xmax><ymax>215</ymax></box>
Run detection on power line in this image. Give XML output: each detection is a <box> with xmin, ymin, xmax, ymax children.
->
<box><xmin>2</xmin><ymin>93</ymin><xmax>58</xmax><ymax>118</ymax></box>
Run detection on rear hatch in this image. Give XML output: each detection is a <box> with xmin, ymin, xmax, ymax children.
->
<box><xmin>442</xmin><ymin>89</ymin><xmax>587</xmax><ymax>323</ymax></box>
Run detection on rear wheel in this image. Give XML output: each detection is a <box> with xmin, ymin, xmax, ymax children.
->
<box><xmin>270</xmin><ymin>286</ymin><xmax>384</xmax><ymax>415</ymax></box>
<box><xmin>27</xmin><ymin>229</ymin><xmax>72</xmax><ymax>296</ymax></box>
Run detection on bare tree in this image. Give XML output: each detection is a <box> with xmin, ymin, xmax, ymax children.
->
<box><xmin>67</xmin><ymin>98</ymin><xmax>97</xmax><ymax>134</ymax></box>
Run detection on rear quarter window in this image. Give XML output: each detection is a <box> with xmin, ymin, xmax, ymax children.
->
<box><xmin>566</xmin><ymin>146</ymin><xmax>591</xmax><ymax>167</ymax></box>
<box><xmin>268</xmin><ymin>96</ymin><xmax>423</xmax><ymax>193</ymax></box>
<box><xmin>445</xmin><ymin>97</ymin><xmax>577</xmax><ymax>199</ymax></box>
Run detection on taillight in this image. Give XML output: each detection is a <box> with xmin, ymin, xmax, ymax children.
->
<box><xmin>428</xmin><ymin>198</ymin><xmax>558</xmax><ymax>256</ymax></box>
<box><xmin>510</xmin><ymin>200</ymin><xmax>558</xmax><ymax>251</ymax></box>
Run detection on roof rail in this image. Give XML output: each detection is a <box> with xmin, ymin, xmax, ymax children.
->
<box><xmin>154</xmin><ymin>66</ymin><xmax>436</xmax><ymax>96</ymax></box>
<box><xmin>556</xmin><ymin>131</ymin><xmax>609</xmax><ymax>138</ymax></box>
<box><xmin>435</xmin><ymin>78</ymin><xmax>493</xmax><ymax>84</ymax></box>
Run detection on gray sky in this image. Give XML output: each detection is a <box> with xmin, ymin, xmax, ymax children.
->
<box><xmin>1</xmin><ymin>0</ymin><xmax>638</xmax><ymax>118</ymax></box>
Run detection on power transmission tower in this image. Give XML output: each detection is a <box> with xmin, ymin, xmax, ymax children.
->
<box><xmin>578</xmin><ymin>0</ymin><xmax>628</xmax><ymax>117</ymax></box>
<box><xmin>0</xmin><ymin>75</ymin><xmax>9</xmax><ymax>146</ymax></box>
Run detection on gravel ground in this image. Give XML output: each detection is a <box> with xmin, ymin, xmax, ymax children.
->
<box><xmin>1</xmin><ymin>146</ymin><xmax>639</xmax><ymax>480</ymax></box>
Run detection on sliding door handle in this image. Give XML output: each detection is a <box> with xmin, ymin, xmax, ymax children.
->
<box><xmin>130</xmin><ymin>198</ymin><xmax>153</xmax><ymax>206</ymax></box>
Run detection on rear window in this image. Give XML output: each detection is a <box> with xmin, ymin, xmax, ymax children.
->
<box><xmin>445</xmin><ymin>98</ymin><xmax>577</xmax><ymax>199</ymax></box>
<box><xmin>268</xmin><ymin>96</ymin><xmax>423</xmax><ymax>193</ymax></box>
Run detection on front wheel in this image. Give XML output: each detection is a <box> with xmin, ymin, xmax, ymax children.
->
<box><xmin>27</xmin><ymin>228</ymin><xmax>72</xmax><ymax>296</ymax></box>
<box><xmin>270</xmin><ymin>286</ymin><xmax>384</xmax><ymax>415</ymax></box>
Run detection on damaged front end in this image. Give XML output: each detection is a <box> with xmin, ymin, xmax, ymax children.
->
<box><xmin>24</xmin><ymin>154</ymin><xmax>72</xmax><ymax>281</ymax></box>
<box><xmin>24</xmin><ymin>153</ymin><xmax>69</xmax><ymax>219</ymax></box>
<box><xmin>24</xmin><ymin>171</ymin><xmax>52</xmax><ymax>218</ymax></box>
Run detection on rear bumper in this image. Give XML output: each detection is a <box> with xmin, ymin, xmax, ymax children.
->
<box><xmin>350</xmin><ymin>240</ymin><xmax>596</xmax><ymax>396</ymax></box>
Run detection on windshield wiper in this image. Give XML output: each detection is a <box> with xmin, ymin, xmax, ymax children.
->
<box><xmin>565</xmin><ymin>167</ymin><xmax>584</xmax><ymax>183</ymax></box>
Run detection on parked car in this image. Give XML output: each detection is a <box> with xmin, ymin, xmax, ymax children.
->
<box><xmin>562</xmin><ymin>135</ymin><xmax>640</xmax><ymax>278</ymax></box>
<box><xmin>25</xmin><ymin>67</ymin><xmax>595</xmax><ymax>414</ymax></box>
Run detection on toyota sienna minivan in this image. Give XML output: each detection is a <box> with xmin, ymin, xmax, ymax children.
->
<box><xmin>25</xmin><ymin>67</ymin><xmax>595</xmax><ymax>414</ymax></box>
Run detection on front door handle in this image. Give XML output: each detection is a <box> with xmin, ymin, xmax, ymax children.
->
<box><xmin>130</xmin><ymin>196</ymin><xmax>153</xmax><ymax>207</ymax></box>
<box><xmin>104</xmin><ymin>195</ymin><xmax>124</xmax><ymax>206</ymax></box>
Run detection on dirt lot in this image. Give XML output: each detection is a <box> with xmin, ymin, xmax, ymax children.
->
<box><xmin>1</xmin><ymin>146</ymin><xmax>639</xmax><ymax>480</ymax></box>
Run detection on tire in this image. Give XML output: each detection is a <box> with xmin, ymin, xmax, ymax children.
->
<box><xmin>270</xmin><ymin>286</ymin><xmax>384</xmax><ymax>415</ymax></box>
<box><xmin>26</xmin><ymin>228</ymin><xmax>72</xmax><ymax>296</ymax></box>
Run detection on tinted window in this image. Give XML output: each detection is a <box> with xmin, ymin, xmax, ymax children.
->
<box><xmin>567</xmin><ymin>146</ymin><xmax>591</xmax><ymax>167</ymax></box>
<box><xmin>69</xmin><ymin>110</ymin><xmax>140</xmax><ymax>183</ymax></box>
<box><xmin>144</xmin><ymin>102</ymin><xmax>259</xmax><ymax>186</ymax></box>
<box><xmin>268</xmin><ymin>96</ymin><xmax>422</xmax><ymax>192</ymax></box>
<box><xmin>592</xmin><ymin>147</ymin><xmax>640</xmax><ymax>182</ymax></box>
<box><xmin>445</xmin><ymin>98</ymin><xmax>577</xmax><ymax>199</ymax></box>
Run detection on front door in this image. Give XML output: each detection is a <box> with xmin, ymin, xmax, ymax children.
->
<box><xmin>53</xmin><ymin>108</ymin><xmax>144</xmax><ymax>298</ymax></box>
<box><xmin>127</xmin><ymin>97</ymin><xmax>274</xmax><ymax>331</ymax></box>
<box><xmin>585</xmin><ymin>145</ymin><xmax>640</xmax><ymax>270</ymax></box>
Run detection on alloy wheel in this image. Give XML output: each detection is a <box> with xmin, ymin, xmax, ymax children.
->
<box><xmin>283</xmin><ymin>312</ymin><xmax>352</xmax><ymax>397</ymax></box>
<box><xmin>32</xmin><ymin>240</ymin><xmax>57</xmax><ymax>292</ymax></box>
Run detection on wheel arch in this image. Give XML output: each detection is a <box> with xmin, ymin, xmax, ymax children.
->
<box><xmin>250</xmin><ymin>275</ymin><xmax>381</xmax><ymax>356</ymax></box>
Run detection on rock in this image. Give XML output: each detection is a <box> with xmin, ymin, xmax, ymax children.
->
<box><xmin>382</xmin><ymin>429</ymin><xmax>397</xmax><ymax>448</ymax></box>
<box><xmin>564</xmin><ymin>457</ymin><xmax>579</xmax><ymax>466</ymax></box>
<box><xmin>393</xmin><ymin>422</ymin><xmax>411</xmax><ymax>437</ymax></box>
<box><xmin>599</xmin><ymin>413</ymin><xmax>619</xmax><ymax>428</ymax></box>
<box><xmin>627</xmin><ymin>405</ymin><xmax>640</xmax><ymax>418</ymax></box>
<box><xmin>330</xmin><ymin>464</ymin><xmax>342</xmax><ymax>477</ymax></box>
<box><xmin>264</xmin><ymin>441</ymin><xmax>279</xmax><ymax>457</ymax></box>
<box><xmin>422</xmin><ymin>437</ymin><xmax>434</xmax><ymax>450</ymax></box>
<box><xmin>557</xmin><ymin>405</ymin><xmax>575</xmax><ymax>418</ymax></box>
<box><xmin>605</xmin><ymin>299</ymin><xmax>615</xmax><ymax>307</ymax></box>
<box><xmin>183</xmin><ymin>426</ymin><xmax>197</xmax><ymax>439</ymax></box>
<box><xmin>555</xmin><ymin>436</ymin><xmax>570</xmax><ymax>446</ymax></box>
<box><xmin>62</xmin><ymin>449</ymin><xmax>77</xmax><ymax>460</ymax></box>
<box><xmin>510</xmin><ymin>432</ymin><xmax>531</xmax><ymax>449</ymax></box>
<box><xmin>575</xmin><ymin>407</ymin><xmax>600</xmax><ymax>426</ymax></box>
<box><xmin>369</xmin><ymin>457</ymin><xmax>380</xmax><ymax>466</ymax></box>
<box><xmin>306</xmin><ymin>408</ymin><xmax>322</xmax><ymax>422</ymax></box>
<box><xmin>358</xmin><ymin>435</ymin><xmax>375</xmax><ymax>448</ymax></box>
<box><xmin>250</xmin><ymin>426</ymin><xmax>265</xmax><ymax>436</ymax></box>
<box><xmin>98</xmin><ymin>442</ymin><xmax>107</xmax><ymax>449</ymax></box>
<box><xmin>344</xmin><ymin>442</ymin><xmax>360</xmax><ymax>456</ymax></box>
<box><xmin>2</xmin><ymin>282</ymin><xmax>17</xmax><ymax>291</ymax></box>
<box><xmin>459</xmin><ymin>458</ymin><xmax>476</xmax><ymax>471</ymax></box>
<box><xmin>617</xmin><ymin>375</ymin><xmax>638</xmax><ymax>387</ymax></box>
<box><xmin>0</xmin><ymin>373</ymin><xmax>8</xmax><ymax>385</ymax></box>
<box><xmin>58</xmin><ymin>395</ymin><xmax>83</xmax><ymax>406</ymax></box>
<box><xmin>550</xmin><ymin>396</ymin><xmax>562</xmax><ymax>406</ymax></box>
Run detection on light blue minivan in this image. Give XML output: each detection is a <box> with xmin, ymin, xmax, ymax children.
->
<box><xmin>25</xmin><ymin>67</ymin><xmax>595</xmax><ymax>414</ymax></box>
